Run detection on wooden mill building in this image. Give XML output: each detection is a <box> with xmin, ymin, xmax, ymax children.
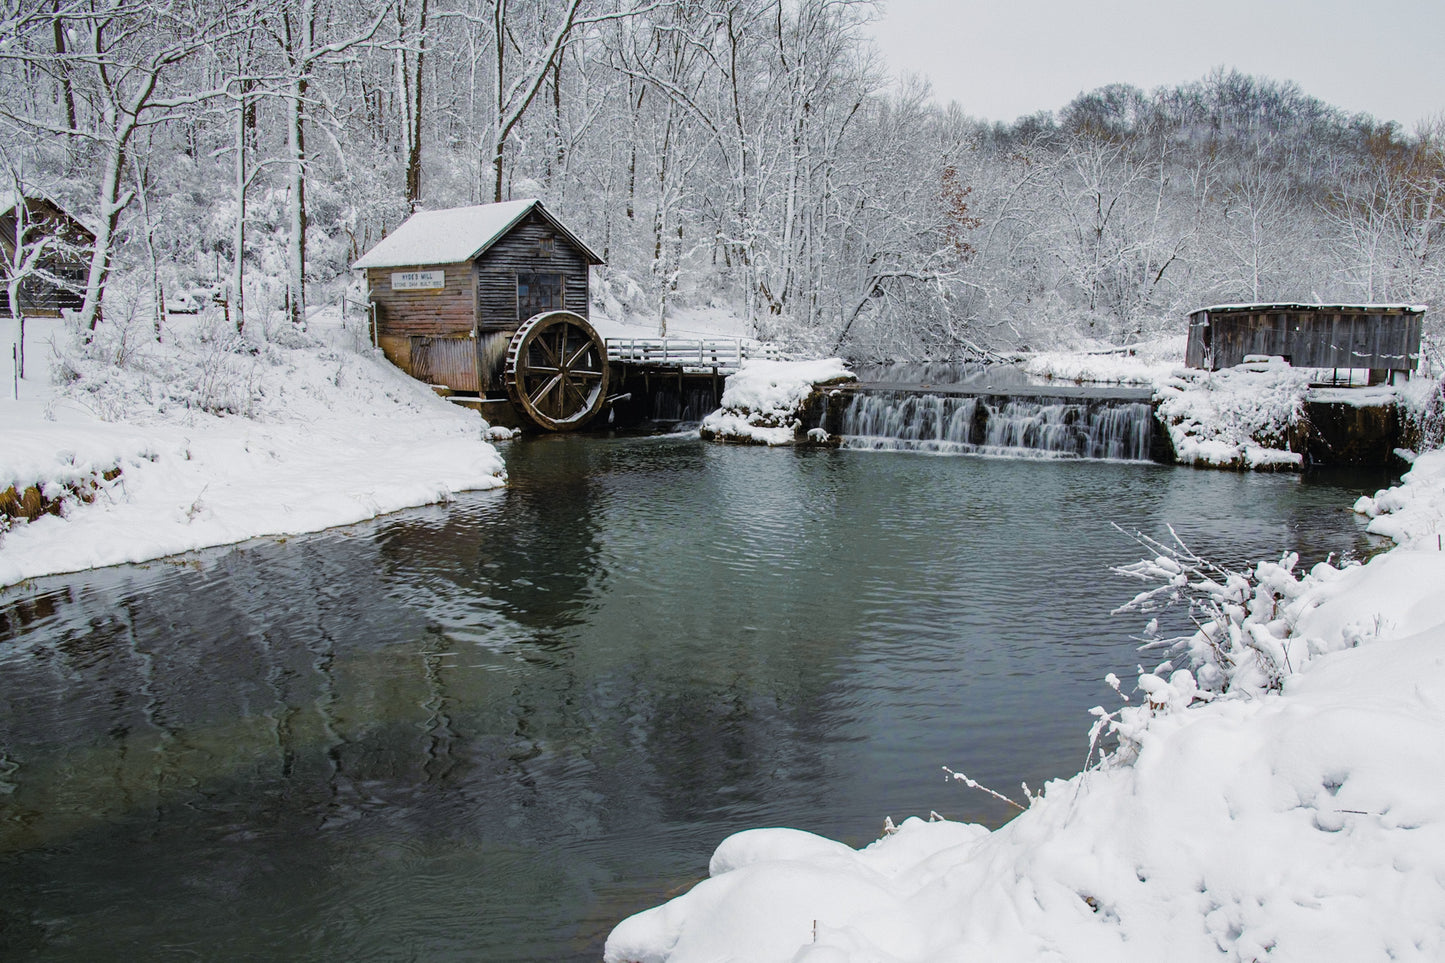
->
<box><xmin>353</xmin><ymin>199</ymin><xmax>604</xmax><ymax>397</ymax></box>
<box><xmin>1185</xmin><ymin>303</ymin><xmax>1426</xmax><ymax>384</ymax></box>
<box><xmin>0</xmin><ymin>194</ymin><xmax>92</xmax><ymax>317</ymax></box>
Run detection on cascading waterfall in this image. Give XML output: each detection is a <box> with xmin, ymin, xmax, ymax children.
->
<box><xmin>840</xmin><ymin>391</ymin><xmax>1156</xmax><ymax>460</ymax></box>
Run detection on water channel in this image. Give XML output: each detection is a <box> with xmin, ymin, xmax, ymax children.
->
<box><xmin>0</xmin><ymin>436</ymin><xmax>1392</xmax><ymax>961</ymax></box>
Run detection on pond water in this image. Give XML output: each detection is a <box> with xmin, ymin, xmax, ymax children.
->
<box><xmin>0</xmin><ymin>437</ymin><xmax>1392</xmax><ymax>961</ymax></box>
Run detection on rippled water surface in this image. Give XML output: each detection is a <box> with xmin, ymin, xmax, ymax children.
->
<box><xmin>0</xmin><ymin>437</ymin><xmax>1391</xmax><ymax>960</ymax></box>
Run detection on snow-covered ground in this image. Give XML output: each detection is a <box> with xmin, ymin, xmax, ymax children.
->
<box><xmin>0</xmin><ymin>308</ymin><xmax>506</xmax><ymax>587</ymax></box>
<box><xmin>1020</xmin><ymin>336</ymin><xmax>1185</xmax><ymax>386</ymax></box>
<box><xmin>605</xmin><ymin>450</ymin><xmax>1445</xmax><ymax>963</ymax></box>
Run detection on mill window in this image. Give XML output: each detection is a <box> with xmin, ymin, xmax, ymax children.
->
<box><xmin>517</xmin><ymin>272</ymin><xmax>563</xmax><ymax>318</ymax></box>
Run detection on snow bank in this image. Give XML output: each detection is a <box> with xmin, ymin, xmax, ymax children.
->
<box><xmin>1154</xmin><ymin>357</ymin><xmax>1308</xmax><ymax>470</ymax></box>
<box><xmin>606</xmin><ymin>450</ymin><xmax>1445</xmax><ymax>963</ymax></box>
<box><xmin>1352</xmin><ymin>448</ymin><xmax>1445</xmax><ymax>548</ymax></box>
<box><xmin>699</xmin><ymin>359</ymin><xmax>854</xmax><ymax>446</ymax></box>
<box><xmin>1021</xmin><ymin>335</ymin><xmax>1183</xmax><ymax>386</ymax></box>
<box><xmin>0</xmin><ymin>310</ymin><xmax>506</xmax><ymax>586</ymax></box>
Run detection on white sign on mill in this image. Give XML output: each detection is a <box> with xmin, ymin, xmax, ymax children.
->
<box><xmin>390</xmin><ymin>270</ymin><xmax>446</xmax><ymax>291</ymax></box>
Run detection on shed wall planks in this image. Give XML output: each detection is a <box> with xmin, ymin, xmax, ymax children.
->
<box><xmin>368</xmin><ymin>262</ymin><xmax>476</xmax><ymax>338</ymax></box>
<box><xmin>1186</xmin><ymin>307</ymin><xmax>1423</xmax><ymax>374</ymax></box>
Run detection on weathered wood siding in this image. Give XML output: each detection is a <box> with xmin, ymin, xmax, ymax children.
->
<box><xmin>367</xmin><ymin>261</ymin><xmax>476</xmax><ymax>338</ymax></box>
<box><xmin>1188</xmin><ymin>308</ymin><xmax>1423</xmax><ymax>374</ymax></box>
<box><xmin>1185</xmin><ymin>311</ymin><xmax>1210</xmax><ymax>368</ymax></box>
<box><xmin>476</xmin><ymin>210</ymin><xmax>590</xmax><ymax>331</ymax></box>
<box><xmin>0</xmin><ymin>208</ymin><xmax>88</xmax><ymax>317</ymax></box>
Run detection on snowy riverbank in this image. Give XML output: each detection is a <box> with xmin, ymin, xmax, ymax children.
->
<box><xmin>605</xmin><ymin>451</ymin><xmax>1445</xmax><ymax>963</ymax></box>
<box><xmin>0</xmin><ymin>310</ymin><xmax>506</xmax><ymax>587</ymax></box>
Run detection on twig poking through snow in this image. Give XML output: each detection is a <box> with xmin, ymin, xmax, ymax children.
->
<box><xmin>942</xmin><ymin>765</ymin><xmax>1026</xmax><ymax>811</ymax></box>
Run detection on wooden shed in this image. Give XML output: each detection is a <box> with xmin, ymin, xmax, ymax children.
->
<box><xmin>354</xmin><ymin>199</ymin><xmax>610</xmax><ymax>429</ymax></box>
<box><xmin>1185</xmin><ymin>303</ymin><xmax>1426</xmax><ymax>384</ymax></box>
<box><xmin>0</xmin><ymin>194</ymin><xmax>92</xmax><ymax>317</ymax></box>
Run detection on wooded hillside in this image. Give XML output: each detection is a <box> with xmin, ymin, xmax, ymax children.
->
<box><xmin>2</xmin><ymin>0</ymin><xmax>1441</xmax><ymax>361</ymax></box>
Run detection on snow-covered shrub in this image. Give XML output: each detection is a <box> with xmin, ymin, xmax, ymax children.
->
<box><xmin>188</xmin><ymin>328</ymin><xmax>265</xmax><ymax>416</ymax></box>
<box><xmin>1397</xmin><ymin>375</ymin><xmax>1445</xmax><ymax>453</ymax></box>
<box><xmin>1154</xmin><ymin>358</ymin><xmax>1308</xmax><ymax>470</ymax></box>
<box><xmin>50</xmin><ymin>309</ymin><xmax>273</xmax><ymax>420</ymax></box>
<box><xmin>1092</xmin><ymin>525</ymin><xmax>1355</xmax><ymax>767</ymax></box>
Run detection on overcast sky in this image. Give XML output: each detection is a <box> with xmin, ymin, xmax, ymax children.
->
<box><xmin>867</xmin><ymin>0</ymin><xmax>1445</xmax><ymax>131</ymax></box>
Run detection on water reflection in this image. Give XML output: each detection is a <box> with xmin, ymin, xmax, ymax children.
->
<box><xmin>0</xmin><ymin>439</ymin><xmax>1389</xmax><ymax>960</ymax></box>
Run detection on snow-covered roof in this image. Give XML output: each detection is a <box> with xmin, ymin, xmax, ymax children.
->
<box><xmin>0</xmin><ymin>192</ymin><xmax>95</xmax><ymax>237</ymax></box>
<box><xmin>352</xmin><ymin>199</ymin><xmax>602</xmax><ymax>269</ymax></box>
<box><xmin>1193</xmin><ymin>302</ymin><xmax>1427</xmax><ymax>315</ymax></box>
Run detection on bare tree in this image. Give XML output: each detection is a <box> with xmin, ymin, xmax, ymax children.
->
<box><xmin>0</xmin><ymin>0</ymin><xmax>266</xmax><ymax>331</ymax></box>
<box><xmin>440</xmin><ymin>0</ymin><xmax>658</xmax><ymax>205</ymax></box>
<box><xmin>0</xmin><ymin>147</ymin><xmax>86</xmax><ymax>377</ymax></box>
<box><xmin>269</xmin><ymin>0</ymin><xmax>392</xmax><ymax>326</ymax></box>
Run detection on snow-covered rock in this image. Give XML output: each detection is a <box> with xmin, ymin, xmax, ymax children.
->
<box><xmin>1155</xmin><ymin>359</ymin><xmax>1309</xmax><ymax>470</ymax></box>
<box><xmin>699</xmin><ymin>359</ymin><xmax>855</xmax><ymax>446</ymax></box>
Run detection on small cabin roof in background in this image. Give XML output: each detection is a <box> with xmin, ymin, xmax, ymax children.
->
<box><xmin>1192</xmin><ymin>302</ymin><xmax>1427</xmax><ymax>316</ymax></box>
<box><xmin>0</xmin><ymin>192</ymin><xmax>96</xmax><ymax>241</ymax></box>
<box><xmin>352</xmin><ymin>198</ymin><xmax>603</xmax><ymax>270</ymax></box>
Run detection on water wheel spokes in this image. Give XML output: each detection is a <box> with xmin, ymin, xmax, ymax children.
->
<box><xmin>504</xmin><ymin>311</ymin><xmax>611</xmax><ymax>431</ymax></box>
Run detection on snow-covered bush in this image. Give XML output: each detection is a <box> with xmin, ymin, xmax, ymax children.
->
<box><xmin>1397</xmin><ymin>375</ymin><xmax>1445</xmax><ymax>453</ymax></box>
<box><xmin>1154</xmin><ymin>358</ymin><xmax>1308</xmax><ymax>470</ymax></box>
<box><xmin>54</xmin><ymin>309</ymin><xmax>271</xmax><ymax>420</ymax></box>
<box><xmin>1093</xmin><ymin>525</ymin><xmax>1357</xmax><ymax>769</ymax></box>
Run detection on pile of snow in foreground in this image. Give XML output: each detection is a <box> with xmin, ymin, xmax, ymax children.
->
<box><xmin>699</xmin><ymin>359</ymin><xmax>855</xmax><ymax>445</ymax></box>
<box><xmin>606</xmin><ymin>451</ymin><xmax>1445</xmax><ymax>963</ymax></box>
<box><xmin>0</xmin><ymin>311</ymin><xmax>506</xmax><ymax>587</ymax></box>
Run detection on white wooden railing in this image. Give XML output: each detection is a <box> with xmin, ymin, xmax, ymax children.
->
<box><xmin>606</xmin><ymin>337</ymin><xmax>783</xmax><ymax>371</ymax></box>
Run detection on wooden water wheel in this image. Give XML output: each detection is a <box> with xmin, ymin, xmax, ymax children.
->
<box><xmin>504</xmin><ymin>311</ymin><xmax>611</xmax><ymax>431</ymax></box>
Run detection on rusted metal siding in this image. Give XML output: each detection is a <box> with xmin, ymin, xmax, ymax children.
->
<box><xmin>1188</xmin><ymin>306</ymin><xmax>1423</xmax><ymax>374</ymax></box>
<box><xmin>409</xmin><ymin>335</ymin><xmax>480</xmax><ymax>392</ymax></box>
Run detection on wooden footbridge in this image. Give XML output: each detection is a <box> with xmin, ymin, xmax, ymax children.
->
<box><xmin>443</xmin><ymin>310</ymin><xmax>781</xmax><ymax>431</ymax></box>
